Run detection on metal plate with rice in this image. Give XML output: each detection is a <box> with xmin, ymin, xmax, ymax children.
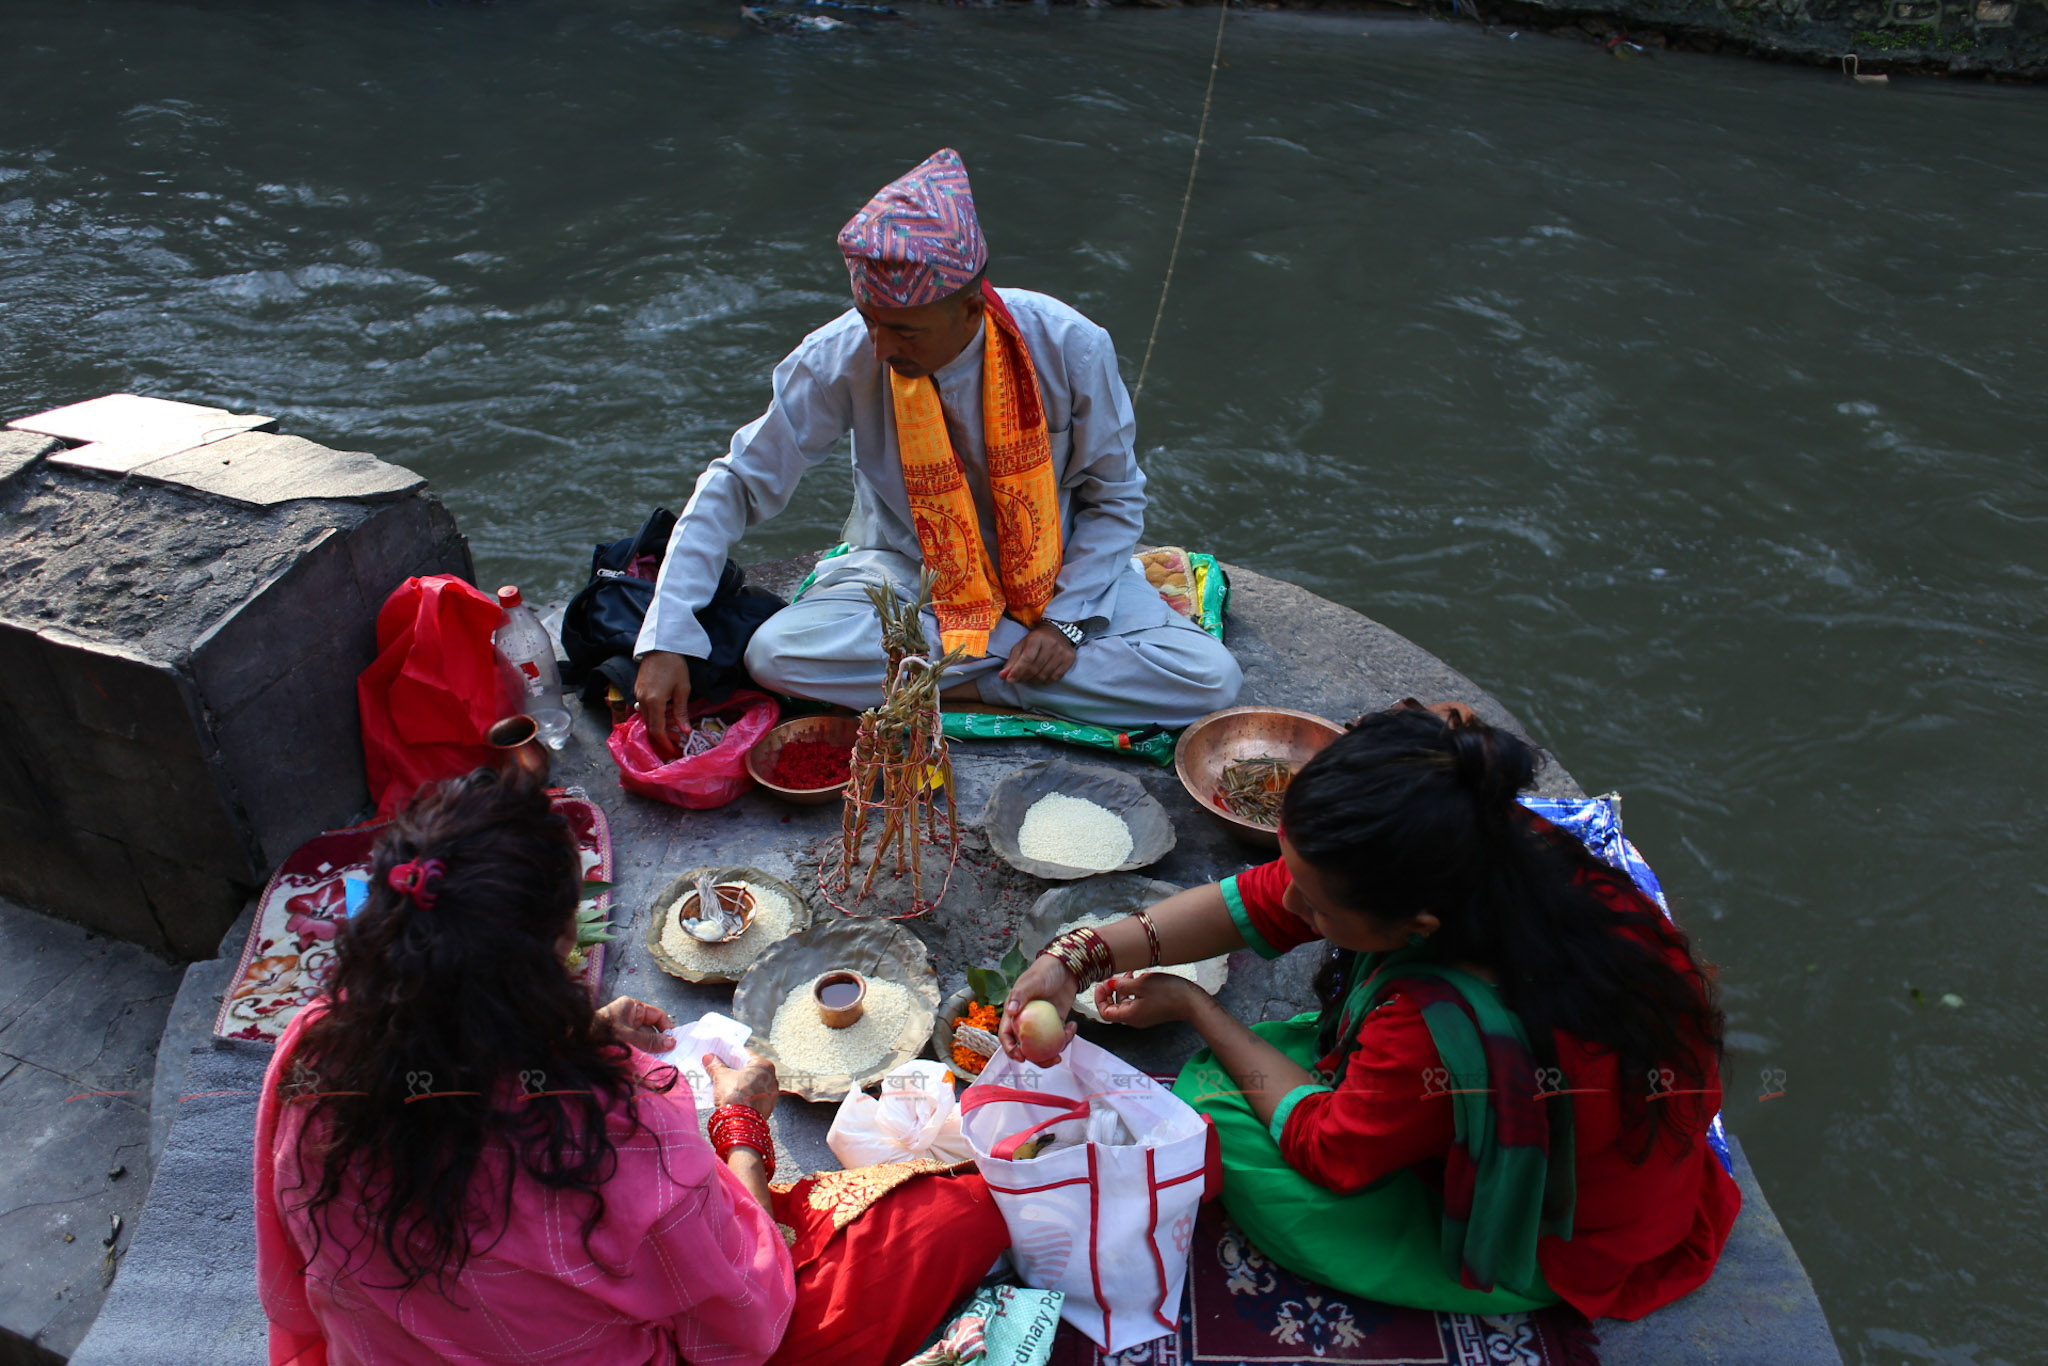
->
<box><xmin>1016</xmin><ymin>875</ymin><xmax>1229</xmax><ymax>1022</ymax></box>
<box><xmin>982</xmin><ymin>758</ymin><xmax>1176</xmax><ymax>880</ymax></box>
<box><xmin>645</xmin><ymin>865</ymin><xmax>814</xmax><ymax>985</ymax></box>
<box><xmin>732</xmin><ymin>918</ymin><xmax>939</xmax><ymax>1102</ymax></box>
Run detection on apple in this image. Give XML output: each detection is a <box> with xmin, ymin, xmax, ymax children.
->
<box><xmin>1017</xmin><ymin>999</ymin><xmax>1067</xmax><ymax>1063</ymax></box>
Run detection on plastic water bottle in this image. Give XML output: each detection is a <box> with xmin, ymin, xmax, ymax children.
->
<box><xmin>494</xmin><ymin>585</ymin><xmax>572</xmax><ymax>749</ymax></box>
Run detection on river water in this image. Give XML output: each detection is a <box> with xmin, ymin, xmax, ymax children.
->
<box><xmin>5</xmin><ymin>1</ymin><xmax>2045</xmax><ymax>1359</ymax></box>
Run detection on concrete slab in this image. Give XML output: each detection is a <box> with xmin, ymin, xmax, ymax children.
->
<box><xmin>129</xmin><ymin>432</ymin><xmax>424</xmax><ymax>508</ymax></box>
<box><xmin>0</xmin><ymin>449</ymin><xmax>468</xmax><ymax>956</ymax></box>
<box><xmin>0</xmin><ymin>433</ymin><xmax>58</xmax><ymax>491</ymax></box>
<box><xmin>148</xmin><ymin>905</ymin><xmax>256</xmax><ymax>1170</ymax></box>
<box><xmin>8</xmin><ymin>395</ymin><xmax>273</xmax><ymax>476</ymax></box>
<box><xmin>65</xmin><ymin>1044</ymin><xmax>272</xmax><ymax>1366</ymax></box>
<box><xmin>0</xmin><ymin>899</ymin><xmax>180</xmax><ymax>1364</ymax></box>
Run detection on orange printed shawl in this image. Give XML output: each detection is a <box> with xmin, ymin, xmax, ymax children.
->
<box><xmin>889</xmin><ymin>282</ymin><xmax>1062</xmax><ymax>656</ymax></box>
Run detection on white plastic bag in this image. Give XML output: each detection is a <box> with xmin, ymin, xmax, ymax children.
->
<box><xmin>644</xmin><ymin>1012</ymin><xmax>753</xmax><ymax>1114</ymax></box>
<box><xmin>828</xmin><ymin>1060</ymin><xmax>976</xmax><ymax>1169</ymax></box>
<box><xmin>961</xmin><ymin>1036</ymin><xmax>1219</xmax><ymax>1353</ymax></box>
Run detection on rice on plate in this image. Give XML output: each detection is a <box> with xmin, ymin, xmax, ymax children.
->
<box><xmin>1016</xmin><ymin>793</ymin><xmax>1134</xmax><ymax>873</ymax></box>
<box><xmin>766</xmin><ymin>973</ymin><xmax>921</xmax><ymax>1079</ymax></box>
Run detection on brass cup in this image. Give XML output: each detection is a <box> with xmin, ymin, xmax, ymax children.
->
<box><xmin>487</xmin><ymin>714</ymin><xmax>552</xmax><ymax>784</ymax></box>
<box><xmin>812</xmin><ymin>970</ymin><xmax>868</xmax><ymax>1030</ymax></box>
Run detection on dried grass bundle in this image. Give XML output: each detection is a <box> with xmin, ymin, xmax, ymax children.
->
<box><xmin>817</xmin><ymin>573</ymin><xmax>965</xmax><ymax>917</ymax></box>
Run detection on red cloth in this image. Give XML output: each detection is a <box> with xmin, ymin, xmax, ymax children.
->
<box><xmin>357</xmin><ymin>575</ymin><xmax>509</xmax><ymax>817</ymax></box>
<box><xmin>1232</xmin><ymin>855</ymin><xmax>1741</xmax><ymax>1322</ymax></box>
<box><xmin>768</xmin><ymin>1167</ymin><xmax>1010</xmax><ymax>1366</ymax></box>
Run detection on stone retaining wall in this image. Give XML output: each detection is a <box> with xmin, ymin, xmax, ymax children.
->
<box><xmin>1095</xmin><ymin>0</ymin><xmax>2047</xmax><ymax>79</ymax></box>
<box><xmin>0</xmin><ymin>402</ymin><xmax>471</xmax><ymax>959</ymax></box>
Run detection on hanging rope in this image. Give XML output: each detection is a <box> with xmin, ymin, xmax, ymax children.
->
<box><xmin>1133</xmin><ymin>0</ymin><xmax>1231</xmax><ymax>401</ymax></box>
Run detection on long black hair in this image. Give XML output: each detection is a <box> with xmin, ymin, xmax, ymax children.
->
<box><xmin>279</xmin><ymin>768</ymin><xmax>673</xmax><ymax>1290</ymax></box>
<box><xmin>1282</xmin><ymin>707</ymin><xmax>1723</xmax><ymax>1159</ymax></box>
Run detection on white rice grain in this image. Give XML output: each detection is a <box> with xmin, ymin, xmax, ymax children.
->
<box><xmin>1016</xmin><ymin>792</ymin><xmax>1133</xmax><ymax>871</ymax></box>
<box><xmin>767</xmin><ymin>973</ymin><xmax>917</xmax><ymax>1079</ymax></box>
<box><xmin>658</xmin><ymin>881</ymin><xmax>796</xmax><ymax>977</ymax></box>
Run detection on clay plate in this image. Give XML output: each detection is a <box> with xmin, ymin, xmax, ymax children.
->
<box><xmin>732</xmin><ymin>918</ymin><xmax>939</xmax><ymax>1102</ymax></box>
<box><xmin>644</xmin><ymin>865</ymin><xmax>813</xmax><ymax>985</ymax></box>
<box><xmin>982</xmin><ymin>758</ymin><xmax>1176</xmax><ymax>880</ymax></box>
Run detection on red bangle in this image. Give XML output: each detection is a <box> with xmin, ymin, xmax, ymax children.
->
<box><xmin>1135</xmin><ymin>910</ymin><xmax>1163</xmax><ymax>968</ymax></box>
<box><xmin>1039</xmin><ymin>926</ymin><xmax>1115</xmax><ymax>991</ymax></box>
<box><xmin>708</xmin><ymin>1103</ymin><xmax>775</xmax><ymax>1180</ymax></box>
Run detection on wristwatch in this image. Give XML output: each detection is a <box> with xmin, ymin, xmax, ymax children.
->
<box><xmin>1044</xmin><ymin>618</ymin><xmax>1086</xmax><ymax>648</ymax></box>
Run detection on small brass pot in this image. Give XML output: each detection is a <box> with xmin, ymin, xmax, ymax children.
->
<box><xmin>812</xmin><ymin>970</ymin><xmax>868</xmax><ymax>1030</ymax></box>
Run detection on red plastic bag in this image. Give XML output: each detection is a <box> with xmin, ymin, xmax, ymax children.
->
<box><xmin>607</xmin><ymin>690</ymin><xmax>779</xmax><ymax>810</ymax></box>
<box><xmin>358</xmin><ymin>575</ymin><xmax>509</xmax><ymax>816</ymax></box>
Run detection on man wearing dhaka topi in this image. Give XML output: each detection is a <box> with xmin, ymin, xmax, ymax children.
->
<box><xmin>633</xmin><ymin>148</ymin><xmax>1242</xmax><ymax>752</ymax></box>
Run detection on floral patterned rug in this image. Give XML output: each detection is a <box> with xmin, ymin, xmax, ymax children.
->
<box><xmin>214</xmin><ymin>794</ymin><xmax>611</xmax><ymax>1043</ymax></box>
<box><xmin>1048</xmin><ymin>1203</ymin><xmax>1599</xmax><ymax>1366</ymax></box>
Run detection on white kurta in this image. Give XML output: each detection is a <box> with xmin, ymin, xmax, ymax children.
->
<box><xmin>638</xmin><ymin>288</ymin><xmax>1240</xmax><ymax>727</ymax></box>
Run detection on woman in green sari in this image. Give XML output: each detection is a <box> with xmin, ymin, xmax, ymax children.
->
<box><xmin>999</xmin><ymin>703</ymin><xmax>1737</xmax><ymax>1321</ymax></box>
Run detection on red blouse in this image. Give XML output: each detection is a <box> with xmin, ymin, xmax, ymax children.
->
<box><xmin>1224</xmin><ymin>857</ymin><xmax>1740</xmax><ymax>1322</ymax></box>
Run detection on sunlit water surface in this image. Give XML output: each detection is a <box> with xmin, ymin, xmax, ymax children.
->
<box><xmin>5</xmin><ymin>2</ymin><xmax>2046</xmax><ymax>1360</ymax></box>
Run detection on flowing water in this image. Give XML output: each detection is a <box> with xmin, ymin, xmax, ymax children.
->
<box><xmin>4</xmin><ymin>2</ymin><xmax>2045</xmax><ymax>1359</ymax></box>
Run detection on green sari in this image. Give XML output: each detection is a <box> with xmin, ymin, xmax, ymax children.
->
<box><xmin>1173</xmin><ymin>946</ymin><xmax>1571</xmax><ymax>1312</ymax></box>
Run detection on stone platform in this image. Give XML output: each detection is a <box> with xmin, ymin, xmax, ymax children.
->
<box><xmin>39</xmin><ymin>557</ymin><xmax>1838</xmax><ymax>1365</ymax></box>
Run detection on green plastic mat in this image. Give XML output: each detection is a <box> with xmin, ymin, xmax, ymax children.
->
<box><xmin>787</xmin><ymin>544</ymin><xmax>1228</xmax><ymax>767</ymax></box>
<box><xmin>941</xmin><ymin>711</ymin><xmax>1181</xmax><ymax>766</ymax></box>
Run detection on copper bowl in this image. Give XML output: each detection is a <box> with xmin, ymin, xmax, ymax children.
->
<box><xmin>676</xmin><ymin>882</ymin><xmax>758</xmax><ymax>944</ymax></box>
<box><xmin>1174</xmin><ymin>706</ymin><xmax>1345</xmax><ymax>849</ymax></box>
<box><xmin>746</xmin><ymin>715</ymin><xmax>861</xmax><ymax>805</ymax></box>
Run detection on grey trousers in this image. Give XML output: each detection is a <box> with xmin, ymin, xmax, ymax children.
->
<box><xmin>743</xmin><ymin>550</ymin><xmax>1243</xmax><ymax>729</ymax></box>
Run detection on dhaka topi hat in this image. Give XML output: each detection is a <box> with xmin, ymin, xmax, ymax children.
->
<box><xmin>838</xmin><ymin>148</ymin><xmax>988</xmax><ymax>310</ymax></box>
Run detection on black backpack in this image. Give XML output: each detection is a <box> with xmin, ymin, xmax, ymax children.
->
<box><xmin>559</xmin><ymin>508</ymin><xmax>786</xmax><ymax>708</ymax></box>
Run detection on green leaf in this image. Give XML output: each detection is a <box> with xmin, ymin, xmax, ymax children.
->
<box><xmin>1907</xmin><ymin>985</ymin><xmax>1926</xmax><ymax>1006</ymax></box>
<box><xmin>966</xmin><ymin>967</ymin><xmax>1009</xmax><ymax>1007</ymax></box>
<box><xmin>580</xmin><ymin>879</ymin><xmax>614</xmax><ymax>901</ymax></box>
<box><xmin>575</xmin><ymin>902</ymin><xmax>616</xmax><ymax>946</ymax></box>
<box><xmin>999</xmin><ymin>943</ymin><xmax>1028</xmax><ymax>980</ymax></box>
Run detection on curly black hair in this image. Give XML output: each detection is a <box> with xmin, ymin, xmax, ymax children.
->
<box><xmin>279</xmin><ymin>768</ymin><xmax>673</xmax><ymax>1291</ymax></box>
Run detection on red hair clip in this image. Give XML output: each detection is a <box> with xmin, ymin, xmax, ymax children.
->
<box><xmin>387</xmin><ymin>858</ymin><xmax>447</xmax><ymax>910</ymax></box>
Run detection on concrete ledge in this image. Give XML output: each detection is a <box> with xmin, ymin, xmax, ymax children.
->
<box><xmin>129</xmin><ymin>432</ymin><xmax>425</xmax><ymax>508</ymax></box>
<box><xmin>1597</xmin><ymin>1135</ymin><xmax>1843</xmax><ymax>1364</ymax></box>
<box><xmin>0</xmin><ymin>900</ymin><xmax>182</xmax><ymax>1364</ymax></box>
<box><xmin>0</xmin><ymin>434</ymin><xmax>59</xmax><ymax>492</ymax></box>
<box><xmin>65</xmin><ymin>1044</ymin><xmax>272</xmax><ymax>1366</ymax></box>
<box><xmin>69</xmin><ymin>556</ymin><xmax>1837</xmax><ymax>1363</ymax></box>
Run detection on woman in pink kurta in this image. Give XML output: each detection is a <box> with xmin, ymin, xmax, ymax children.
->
<box><xmin>257</xmin><ymin>1002</ymin><xmax>792</xmax><ymax>1366</ymax></box>
<box><xmin>255</xmin><ymin>769</ymin><xmax>1003</xmax><ymax>1366</ymax></box>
